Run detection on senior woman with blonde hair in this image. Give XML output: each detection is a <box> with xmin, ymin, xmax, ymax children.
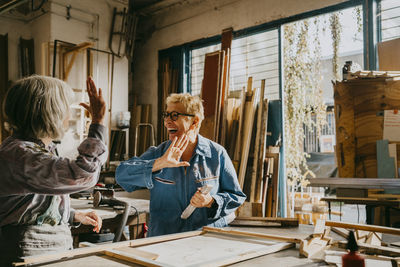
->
<box><xmin>0</xmin><ymin>75</ymin><xmax>107</xmax><ymax>266</ymax></box>
<box><xmin>116</xmin><ymin>93</ymin><xmax>245</xmax><ymax>236</ymax></box>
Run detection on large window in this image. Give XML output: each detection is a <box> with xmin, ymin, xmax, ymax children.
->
<box><xmin>379</xmin><ymin>0</ymin><xmax>400</xmax><ymax>41</ymax></box>
<box><xmin>190</xmin><ymin>43</ymin><xmax>221</xmax><ymax>96</ymax></box>
<box><xmin>189</xmin><ymin>30</ymin><xmax>279</xmax><ymax>99</ymax></box>
<box><xmin>283</xmin><ymin>6</ymin><xmax>364</xmax><ymax>154</ymax></box>
<box><xmin>230</xmin><ymin>30</ymin><xmax>279</xmax><ymax>99</ymax></box>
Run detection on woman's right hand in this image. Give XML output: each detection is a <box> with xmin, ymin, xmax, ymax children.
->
<box><xmin>80</xmin><ymin>77</ymin><xmax>106</xmax><ymax>125</ymax></box>
<box><xmin>152</xmin><ymin>135</ymin><xmax>190</xmax><ymax>172</ymax></box>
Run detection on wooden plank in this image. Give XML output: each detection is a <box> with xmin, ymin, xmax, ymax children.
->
<box><xmin>114</xmin><ymin>247</ymin><xmax>159</xmax><ymax>260</ymax></box>
<box><xmin>202</xmin><ymin>226</ymin><xmax>302</xmax><ymax>243</ymax></box>
<box><xmin>325</xmin><ymin>250</ymin><xmax>396</xmax><ymax>267</ymax></box>
<box><xmin>368</xmin><ymin>193</ymin><xmax>400</xmax><ymax>199</ymax></box>
<box><xmin>104</xmin><ymin>250</ymin><xmax>166</xmax><ymax>267</ymax></box>
<box><xmin>230</xmin><ymin>217</ymin><xmax>298</xmax><ymax>227</ymax></box>
<box><xmin>216</xmin><ymin>28</ymin><xmax>232</xmax><ymax>144</ymax></box>
<box><xmin>197</xmin><ymin>242</ymin><xmax>294</xmax><ymax>267</ymax></box>
<box><xmin>378</xmin><ymin>38</ymin><xmax>400</xmax><ymax>71</ymax></box>
<box><xmin>15</xmin><ymin>231</ymin><xmax>203</xmax><ymax>266</ymax></box>
<box><xmin>250</xmin><ymin>80</ymin><xmax>265</xmax><ymax>202</ymax></box>
<box><xmin>325</xmin><ymin>220</ymin><xmax>400</xmax><ymax>236</ymax></box>
<box><xmin>334</xmin><ymin>240</ymin><xmax>400</xmax><ymax>257</ymax></box>
<box><xmin>266</xmin><ymin>151</ymin><xmax>280</xmax><ymax>217</ymax></box>
<box><xmin>263</xmin><ymin>157</ymin><xmax>273</xmax><ymax>217</ymax></box>
<box><xmin>238</xmin><ymin>78</ymin><xmax>259</xmax><ymax>189</ymax></box>
<box><xmin>236</xmin><ymin>201</ymin><xmax>262</xmax><ymax>217</ymax></box>
<box><xmin>256</xmin><ymin>97</ymin><xmax>269</xmax><ymax>203</ymax></box>
<box><xmin>200</xmin><ymin>51</ymin><xmax>222</xmax><ymax>141</ymax></box>
<box><xmin>308</xmin><ymin>178</ymin><xmax>400</xmax><ymax>189</ymax></box>
<box><xmin>214</xmin><ymin>50</ymin><xmax>225</xmax><ymax>141</ymax></box>
<box><xmin>233</xmin><ymin>87</ymin><xmax>246</xmax><ymax>171</ymax></box>
<box><xmin>333</xmin><ymin>81</ymin><xmax>356</xmax><ymax>177</ymax></box>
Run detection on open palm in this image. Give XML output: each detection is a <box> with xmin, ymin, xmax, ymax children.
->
<box><xmin>163</xmin><ymin>135</ymin><xmax>189</xmax><ymax>167</ymax></box>
<box><xmin>152</xmin><ymin>135</ymin><xmax>190</xmax><ymax>172</ymax></box>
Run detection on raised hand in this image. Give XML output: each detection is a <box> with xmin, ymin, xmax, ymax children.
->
<box><xmin>152</xmin><ymin>135</ymin><xmax>190</xmax><ymax>172</ymax></box>
<box><xmin>80</xmin><ymin>77</ymin><xmax>106</xmax><ymax>125</ymax></box>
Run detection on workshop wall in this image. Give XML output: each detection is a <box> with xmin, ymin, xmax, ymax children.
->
<box><xmin>0</xmin><ymin>0</ymin><xmax>128</xmax><ymax>125</ymax></box>
<box><xmin>0</xmin><ymin>0</ymin><xmax>129</xmax><ymax>156</ymax></box>
<box><xmin>132</xmin><ymin>0</ymin><xmax>347</xmax><ymax>137</ymax></box>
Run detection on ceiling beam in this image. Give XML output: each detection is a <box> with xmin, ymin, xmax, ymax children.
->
<box><xmin>0</xmin><ymin>0</ymin><xmax>29</xmax><ymax>15</ymax></box>
<box><xmin>137</xmin><ymin>0</ymin><xmax>185</xmax><ymax>15</ymax></box>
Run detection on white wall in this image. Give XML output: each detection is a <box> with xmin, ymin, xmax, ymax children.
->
<box><xmin>0</xmin><ymin>0</ymin><xmax>129</xmax><ymax>156</ymax></box>
<box><xmin>0</xmin><ymin>17</ymin><xmax>34</xmax><ymax>81</ymax></box>
<box><xmin>133</xmin><ymin>0</ymin><xmax>347</xmax><ymax>135</ymax></box>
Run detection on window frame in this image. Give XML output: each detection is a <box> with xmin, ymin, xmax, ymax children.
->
<box><xmin>169</xmin><ymin>0</ymin><xmax>380</xmax><ymax>218</ymax></box>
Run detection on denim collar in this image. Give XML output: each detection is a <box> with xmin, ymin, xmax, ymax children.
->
<box><xmin>194</xmin><ymin>134</ymin><xmax>212</xmax><ymax>158</ymax></box>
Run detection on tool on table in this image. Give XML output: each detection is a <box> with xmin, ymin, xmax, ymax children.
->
<box><xmin>181</xmin><ymin>184</ymin><xmax>213</xmax><ymax>219</ymax></box>
<box><xmin>93</xmin><ymin>190</ymin><xmax>130</xmax><ymax>242</ymax></box>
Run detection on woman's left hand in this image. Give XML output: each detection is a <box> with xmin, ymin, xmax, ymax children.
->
<box><xmin>74</xmin><ymin>211</ymin><xmax>102</xmax><ymax>233</ymax></box>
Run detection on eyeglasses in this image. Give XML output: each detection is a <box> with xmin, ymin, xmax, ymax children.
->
<box><xmin>162</xmin><ymin>111</ymin><xmax>194</xmax><ymax>121</ymax></box>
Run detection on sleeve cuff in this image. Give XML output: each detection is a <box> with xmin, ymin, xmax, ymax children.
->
<box><xmin>207</xmin><ymin>198</ymin><xmax>218</xmax><ymax>219</ymax></box>
<box><xmin>88</xmin><ymin>124</ymin><xmax>106</xmax><ymax>141</ymax></box>
<box><xmin>69</xmin><ymin>209</ymin><xmax>76</xmax><ymax>225</ymax></box>
<box><xmin>143</xmin><ymin>159</ymin><xmax>156</xmax><ymax>189</ymax></box>
<box><xmin>210</xmin><ymin>195</ymin><xmax>223</xmax><ymax>219</ymax></box>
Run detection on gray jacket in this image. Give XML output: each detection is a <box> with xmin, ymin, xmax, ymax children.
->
<box><xmin>0</xmin><ymin>124</ymin><xmax>107</xmax><ymax>227</ymax></box>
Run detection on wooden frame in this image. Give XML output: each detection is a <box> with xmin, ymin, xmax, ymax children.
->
<box><xmin>15</xmin><ymin>227</ymin><xmax>295</xmax><ymax>267</ymax></box>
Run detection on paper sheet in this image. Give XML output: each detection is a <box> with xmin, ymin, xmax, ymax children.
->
<box><xmin>383</xmin><ymin>110</ymin><xmax>400</xmax><ymax>142</ymax></box>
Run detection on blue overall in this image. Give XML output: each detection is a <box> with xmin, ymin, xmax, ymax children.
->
<box><xmin>116</xmin><ymin>135</ymin><xmax>246</xmax><ymax>237</ymax></box>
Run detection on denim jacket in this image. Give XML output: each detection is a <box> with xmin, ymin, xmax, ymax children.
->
<box><xmin>116</xmin><ymin>134</ymin><xmax>246</xmax><ymax>237</ymax></box>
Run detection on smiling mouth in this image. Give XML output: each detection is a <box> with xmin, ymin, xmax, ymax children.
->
<box><xmin>168</xmin><ymin>129</ymin><xmax>178</xmax><ymax>134</ymax></box>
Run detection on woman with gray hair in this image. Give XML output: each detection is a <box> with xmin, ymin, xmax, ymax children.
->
<box><xmin>0</xmin><ymin>75</ymin><xmax>107</xmax><ymax>266</ymax></box>
<box><xmin>116</xmin><ymin>93</ymin><xmax>246</xmax><ymax>237</ymax></box>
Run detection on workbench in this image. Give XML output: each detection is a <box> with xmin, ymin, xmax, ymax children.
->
<box><xmin>321</xmin><ymin>196</ymin><xmax>400</xmax><ymax>226</ymax></box>
<box><xmin>70</xmin><ymin>197</ymin><xmax>150</xmax><ymax>247</ymax></box>
<box><xmin>309</xmin><ymin>178</ymin><xmax>400</xmax><ymax>226</ymax></box>
<box><xmin>15</xmin><ymin>222</ymin><xmax>400</xmax><ymax>266</ymax></box>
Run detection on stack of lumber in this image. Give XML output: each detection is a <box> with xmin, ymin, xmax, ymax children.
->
<box><xmin>198</xmin><ymin>28</ymin><xmax>276</xmax><ymax>218</ymax></box>
<box><xmin>300</xmin><ymin>220</ymin><xmax>400</xmax><ymax>266</ymax></box>
<box><xmin>223</xmin><ymin>77</ymin><xmax>273</xmax><ymax>217</ymax></box>
<box><xmin>200</xmin><ymin>28</ymin><xmax>232</xmax><ymax>143</ymax></box>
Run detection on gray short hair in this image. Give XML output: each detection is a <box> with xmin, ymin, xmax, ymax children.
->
<box><xmin>3</xmin><ymin>75</ymin><xmax>73</xmax><ymax>140</ymax></box>
<box><xmin>166</xmin><ymin>93</ymin><xmax>205</xmax><ymax>122</ymax></box>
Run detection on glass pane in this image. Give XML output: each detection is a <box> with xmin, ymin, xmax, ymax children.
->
<box><xmin>190</xmin><ymin>43</ymin><xmax>221</xmax><ymax>96</ymax></box>
<box><xmin>230</xmin><ymin>30</ymin><xmax>279</xmax><ymax>100</ymax></box>
<box><xmin>380</xmin><ymin>0</ymin><xmax>400</xmax><ymax>41</ymax></box>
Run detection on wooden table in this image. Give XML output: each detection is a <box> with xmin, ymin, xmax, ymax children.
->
<box><xmin>15</xmin><ymin>223</ymin><xmax>400</xmax><ymax>266</ymax></box>
<box><xmin>321</xmin><ymin>196</ymin><xmax>400</xmax><ymax>226</ymax></box>
<box><xmin>70</xmin><ymin>197</ymin><xmax>149</xmax><ymax>247</ymax></box>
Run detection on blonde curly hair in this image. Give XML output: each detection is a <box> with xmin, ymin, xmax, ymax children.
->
<box><xmin>166</xmin><ymin>93</ymin><xmax>204</xmax><ymax>122</ymax></box>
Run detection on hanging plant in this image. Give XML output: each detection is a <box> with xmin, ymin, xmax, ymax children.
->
<box><xmin>330</xmin><ymin>12</ymin><xmax>343</xmax><ymax>80</ymax></box>
<box><xmin>284</xmin><ymin>18</ymin><xmax>326</xmax><ymax>189</ymax></box>
<box><xmin>353</xmin><ymin>6</ymin><xmax>363</xmax><ymax>39</ymax></box>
